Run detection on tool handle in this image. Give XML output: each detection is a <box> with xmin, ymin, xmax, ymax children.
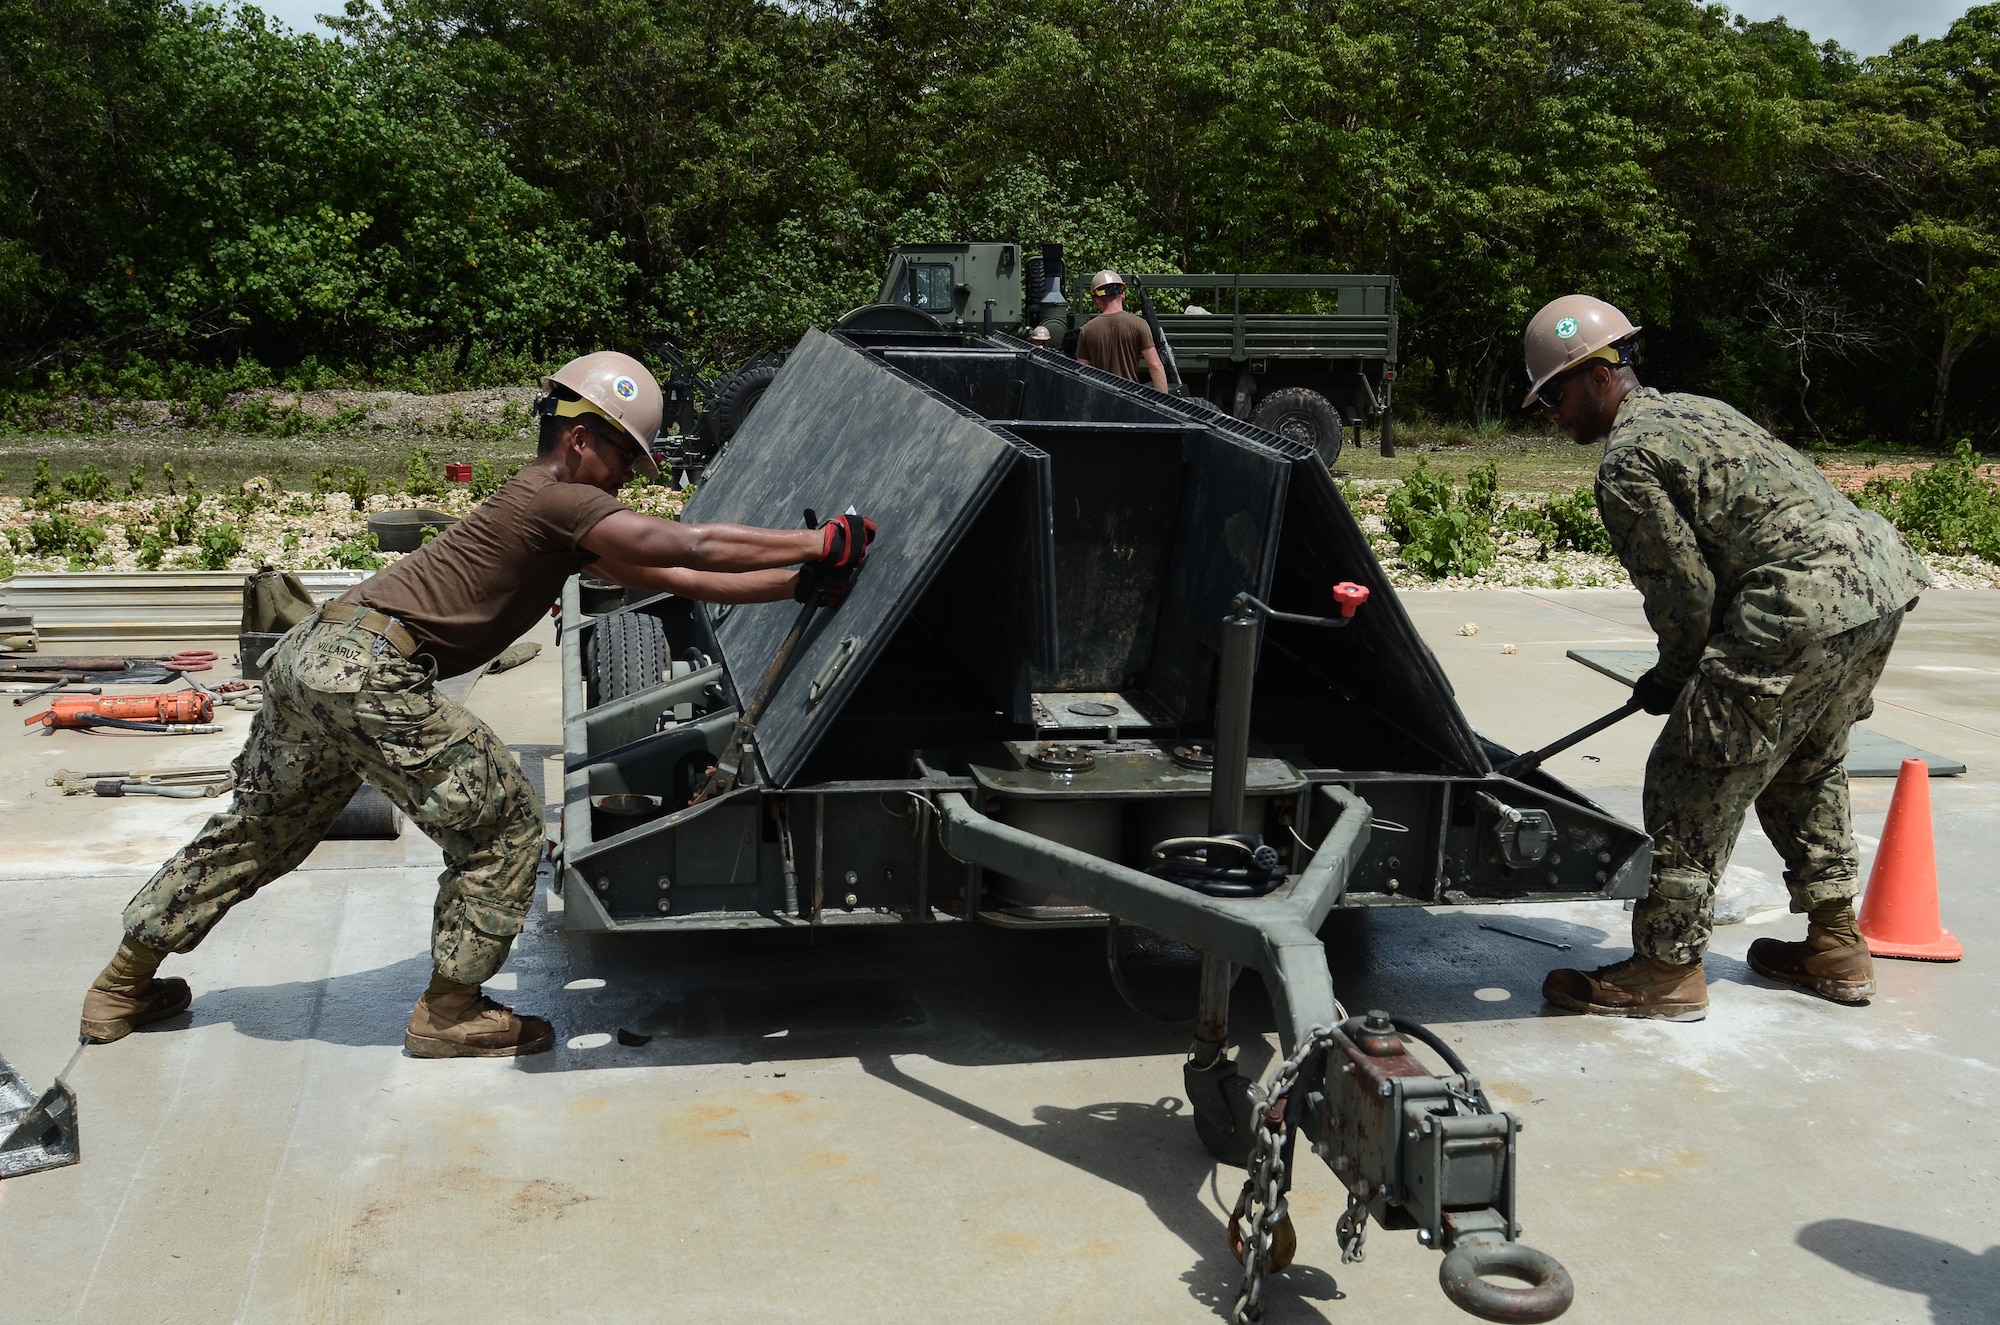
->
<box><xmin>1493</xmin><ymin>699</ymin><xmax>1643</xmax><ymax>777</ymax></box>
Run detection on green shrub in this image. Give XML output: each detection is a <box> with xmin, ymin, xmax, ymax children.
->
<box><xmin>314</xmin><ymin>464</ymin><xmax>371</xmax><ymax>510</ymax></box>
<box><xmin>329</xmin><ymin>533</ymin><xmax>385</xmax><ymax>570</ymax></box>
<box><xmin>1384</xmin><ymin>458</ymin><xmax>1495</xmax><ymax>578</ymax></box>
<box><xmin>469</xmin><ymin>457</ymin><xmax>503</xmax><ymax>500</ymax></box>
<box><xmin>126</xmin><ymin>463</ymin><xmax>146</xmax><ymax>495</ymax></box>
<box><xmin>197</xmin><ymin>523</ymin><xmax>244</xmax><ymax>569</ymax></box>
<box><xmin>60</xmin><ymin>463</ymin><xmax>114</xmax><ymax>501</ymax></box>
<box><xmin>1463</xmin><ymin>459</ymin><xmax>1501</xmax><ymax>516</ymax></box>
<box><xmin>28</xmin><ymin>458</ymin><xmax>57</xmax><ymax>510</ymax></box>
<box><xmin>1854</xmin><ymin>441</ymin><xmax>2000</xmax><ymax>562</ymax></box>
<box><xmin>27</xmin><ymin>512</ymin><xmax>89</xmax><ymax>555</ymax></box>
<box><xmin>1509</xmin><ymin>487</ymin><xmax>1612</xmax><ymax>557</ymax></box>
<box><xmin>404</xmin><ymin>446</ymin><xmax>444</xmax><ymax>498</ymax></box>
<box><xmin>136</xmin><ymin>533</ymin><xmax>165</xmax><ymax>569</ymax></box>
<box><xmin>158</xmin><ymin>490</ymin><xmax>202</xmax><ymax>545</ymax></box>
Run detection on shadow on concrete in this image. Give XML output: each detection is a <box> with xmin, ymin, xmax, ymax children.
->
<box><xmin>1797</xmin><ymin>1218</ymin><xmax>2000</xmax><ymax>1324</ymax></box>
<box><xmin>167</xmin><ymin>897</ymin><xmax>1621</xmax><ymax>1060</ymax></box>
<box><xmin>858</xmin><ymin>1052</ymin><xmax>1342</xmax><ymax>1324</ymax></box>
<box><xmin>184</xmin><ymin>954</ymin><xmax>431</xmax><ymax>1048</ymax></box>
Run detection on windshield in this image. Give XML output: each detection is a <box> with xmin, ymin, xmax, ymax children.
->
<box><xmin>902</xmin><ymin>263</ymin><xmax>956</xmax><ymax>313</ymax></box>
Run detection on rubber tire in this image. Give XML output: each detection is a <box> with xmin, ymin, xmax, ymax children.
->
<box><xmin>1252</xmin><ymin>387</ymin><xmax>1346</xmax><ymax>468</ymax></box>
<box><xmin>325</xmin><ymin>784</ymin><xmax>403</xmax><ymax>839</ymax></box>
<box><xmin>1193</xmin><ymin>1094</ymin><xmax>1257</xmax><ymax>1166</ymax></box>
<box><xmin>591</xmin><ymin>610</ymin><xmax>669</xmax><ymax>705</ymax></box>
<box><xmin>696</xmin><ymin>357</ymin><xmax>781</xmax><ymax>458</ymax></box>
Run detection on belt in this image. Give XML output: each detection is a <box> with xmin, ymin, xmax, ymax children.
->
<box><xmin>318</xmin><ymin>601</ymin><xmax>421</xmax><ymax>660</ymax></box>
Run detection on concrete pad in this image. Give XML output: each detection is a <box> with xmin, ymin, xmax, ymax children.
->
<box><xmin>3</xmin><ymin>595</ymin><xmax>1997</xmax><ymax>1323</ymax></box>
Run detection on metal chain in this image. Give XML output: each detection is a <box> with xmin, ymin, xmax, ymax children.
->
<box><xmin>1337</xmin><ymin>1187</ymin><xmax>1370</xmax><ymax>1264</ymax></box>
<box><xmin>1228</xmin><ymin>1026</ymin><xmax>1340</xmax><ymax>1325</ymax></box>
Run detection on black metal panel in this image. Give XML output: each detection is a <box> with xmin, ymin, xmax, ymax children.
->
<box><xmin>902</xmin><ymin>447</ymin><xmax>1058</xmax><ymax>718</ymax></box>
<box><xmin>1036</xmin><ymin>427</ymin><xmax>1188</xmax><ymax>690</ymax></box>
<box><xmin>1146</xmin><ymin>431</ymin><xmax>1291</xmax><ymax>722</ymax></box>
<box><xmin>1260</xmin><ymin>460</ymin><xmax>1489</xmax><ymax>773</ymax></box>
<box><xmin>682</xmin><ymin>329</ymin><xmax>1022</xmax><ymax>785</ymax></box>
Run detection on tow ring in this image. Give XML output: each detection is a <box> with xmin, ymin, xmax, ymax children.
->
<box><xmin>1437</xmin><ymin>1234</ymin><xmax>1574</xmax><ymax>1323</ymax></box>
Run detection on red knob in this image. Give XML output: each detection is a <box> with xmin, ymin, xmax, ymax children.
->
<box><xmin>1331</xmin><ymin>582</ymin><xmax>1370</xmax><ymax>617</ymax></box>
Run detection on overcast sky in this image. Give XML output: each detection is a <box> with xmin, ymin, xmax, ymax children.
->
<box><xmin>244</xmin><ymin>0</ymin><xmax>1972</xmax><ymax>57</ymax></box>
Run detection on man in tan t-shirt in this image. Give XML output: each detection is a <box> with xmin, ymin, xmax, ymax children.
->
<box><xmin>1074</xmin><ymin>270</ymin><xmax>1168</xmax><ymax>391</ymax></box>
<box><xmin>79</xmin><ymin>352</ymin><xmax>876</xmax><ymax>1059</ymax></box>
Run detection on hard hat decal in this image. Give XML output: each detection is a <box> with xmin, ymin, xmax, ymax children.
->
<box><xmin>612</xmin><ymin>375</ymin><xmax>639</xmax><ymax>401</ymax></box>
<box><xmin>1554</xmin><ymin>317</ymin><xmax>1579</xmax><ymax>340</ymax></box>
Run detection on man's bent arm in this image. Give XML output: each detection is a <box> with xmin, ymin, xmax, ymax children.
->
<box><xmin>1142</xmin><ymin>346</ymin><xmax>1168</xmax><ymax>392</ymax></box>
<box><xmin>580</xmin><ymin>510</ymin><xmax>819</xmax><ymax>572</ymax></box>
<box><xmin>590</xmin><ymin>556</ymin><xmax>798</xmax><ymax>604</ymax></box>
<box><xmin>1596</xmin><ymin>450</ymin><xmax>1715</xmax><ymax>687</ymax></box>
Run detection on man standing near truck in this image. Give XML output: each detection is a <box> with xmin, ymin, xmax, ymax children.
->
<box><xmin>79</xmin><ymin>351</ymin><xmax>875</xmax><ymax>1058</ymax></box>
<box><xmin>1524</xmin><ymin>296</ymin><xmax>1927</xmax><ymax>1020</ymax></box>
<box><xmin>1075</xmin><ymin>270</ymin><xmax>1169</xmax><ymax>392</ymax></box>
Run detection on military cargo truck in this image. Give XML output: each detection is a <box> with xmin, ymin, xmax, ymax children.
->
<box><xmin>659</xmin><ymin>243</ymin><xmax>1400</xmax><ymax>481</ymax></box>
<box><xmin>556</xmin><ymin>324</ymin><xmax>1641</xmax><ymax>1322</ymax></box>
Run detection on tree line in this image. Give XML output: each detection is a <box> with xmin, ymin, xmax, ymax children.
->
<box><xmin>4</xmin><ymin>0</ymin><xmax>1996</xmax><ymax>445</ymax></box>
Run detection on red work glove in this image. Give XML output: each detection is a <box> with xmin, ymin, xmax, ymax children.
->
<box><xmin>820</xmin><ymin>512</ymin><xmax>877</xmax><ymax>573</ymax></box>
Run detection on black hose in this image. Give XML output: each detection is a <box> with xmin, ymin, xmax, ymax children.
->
<box><xmin>1147</xmin><ymin>834</ymin><xmax>1286</xmax><ymax>897</ymax></box>
<box><xmin>76</xmin><ymin>715</ymin><xmax>181</xmax><ymax>734</ymax></box>
<box><xmin>1389</xmin><ymin>1014</ymin><xmax>1492</xmax><ymax>1113</ymax></box>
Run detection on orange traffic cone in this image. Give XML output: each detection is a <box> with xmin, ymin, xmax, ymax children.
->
<box><xmin>1857</xmin><ymin>758</ymin><xmax>1962</xmax><ymax>961</ymax></box>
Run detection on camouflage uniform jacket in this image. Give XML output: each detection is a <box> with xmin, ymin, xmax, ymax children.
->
<box><xmin>1596</xmin><ymin>388</ymin><xmax>1929</xmax><ymax>687</ymax></box>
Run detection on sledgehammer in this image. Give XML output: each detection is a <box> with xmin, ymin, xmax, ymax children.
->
<box><xmin>1492</xmin><ymin>698</ymin><xmax>1643</xmax><ymax>777</ymax></box>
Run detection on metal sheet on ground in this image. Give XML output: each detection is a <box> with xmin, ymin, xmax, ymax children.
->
<box><xmin>1567</xmin><ymin>647</ymin><xmax>1965</xmax><ymax>775</ymax></box>
<box><xmin>682</xmin><ymin>329</ymin><xmax>1022</xmax><ymax>785</ymax></box>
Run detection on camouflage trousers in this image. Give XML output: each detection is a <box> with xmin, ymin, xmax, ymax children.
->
<box><xmin>122</xmin><ymin>616</ymin><xmax>544</xmax><ymax>985</ymax></box>
<box><xmin>1634</xmin><ymin>609</ymin><xmax>1906</xmax><ymax>964</ymax></box>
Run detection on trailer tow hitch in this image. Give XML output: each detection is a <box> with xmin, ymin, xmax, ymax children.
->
<box><xmin>931</xmin><ymin>583</ymin><xmax>1575</xmax><ymax>1320</ymax></box>
<box><xmin>1226</xmin><ymin>1015</ymin><xmax>1573</xmax><ymax>1324</ymax></box>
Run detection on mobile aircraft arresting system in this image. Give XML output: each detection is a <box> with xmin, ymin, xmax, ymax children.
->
<box><xmin>557</xmin><ymin>326</ymin><xmax>1651</xmax><ymax>1322</ymax></box>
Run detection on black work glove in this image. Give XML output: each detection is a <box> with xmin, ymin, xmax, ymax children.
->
<box><xmin>1631</xmin><ymin>669</ymin><xmax>1680</xmax><ymax>716</ymax></box>
<box><xmin>819</xmin><ymin>512</ymin><xmax>877</xmax><ymax>574</ymax></box>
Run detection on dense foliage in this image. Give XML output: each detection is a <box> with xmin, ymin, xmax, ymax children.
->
<box><xmin>3</xmin><ymin>0</ymin><xmax>1997</xmax><ymax>444</ymax></box>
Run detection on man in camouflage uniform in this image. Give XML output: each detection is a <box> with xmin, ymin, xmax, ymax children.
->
<box><xmin>1523</xmin><ymin>296</ymin><xmax>1928</xmax><ymax>1021</ymax></box>
<box><xmin>81</xmin><ymin>351</ymin><xmax>875</xmax><ymax>1057</ymax></box>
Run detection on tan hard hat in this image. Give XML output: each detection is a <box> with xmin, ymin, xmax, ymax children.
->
<box><xmin>1088</xmin><ymin>270</ymin><xmax>1125</xmax><ymax>295</ymax></box>
<box><xmin>1521</xmin><ymin>296</ymin><xmax>1642</xmax><ymax>408</ymax></box>
<box><xmin>541</xmin><ymin>351</ymin><xmax>662</xmax><ymax>480</ymax></box>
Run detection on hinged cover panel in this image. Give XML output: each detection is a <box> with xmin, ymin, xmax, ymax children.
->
<box><xmin>682</xmin><ymin>329</ymin><xmax>1023</xmax><ymax>784</ymax></box>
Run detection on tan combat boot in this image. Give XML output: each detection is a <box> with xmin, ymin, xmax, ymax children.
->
<box><xmin>406</xmin><ymin>976</ymin><xmax>555</xmax><ymax>1058</ymax></box>
<box><xmin>1747</xmin><ymin>924</ymin><xmax>1876</xmax><ymax>1004</ymax></box>
<box><xmin>1541</xmin><ymin>955</ymin><xmax>1708</xmax><ymax>1022</ymax></box>
<box><xmin>80</xmin><ymin>937</ymin><xmax>193</xmax><ymax>1043</ymax></box>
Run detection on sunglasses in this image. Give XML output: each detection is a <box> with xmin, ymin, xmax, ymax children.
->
<box><xmin>1535</xmin><ymin>370</ymin><xmax>1587</xmax><ymax>411</ymax></box>
<box><xmin>583</xmin><ymin>417</ymin><xmax>642</xmax><ymax>466</ymax></box>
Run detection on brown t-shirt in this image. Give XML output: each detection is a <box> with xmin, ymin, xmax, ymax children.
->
<box><xmin>346</xmin><ymin>466</ymin><xmax>626</xmax><ymax>677</ymax></box>
<box><xmin>1075</xmin><ymin>310</ymin><xmax>1155</xmax><ymax>383</ymax></box>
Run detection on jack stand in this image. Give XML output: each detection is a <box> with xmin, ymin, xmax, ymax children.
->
<box><xmin>0</xmin><ymin>1046</ymin><xmax>80</xmax><ymax>1179</ymax></box>
<box><xmin>1186</xmin><ymin>952</ymin><xmax>1257</xmax><ymax>1164</ymax></box>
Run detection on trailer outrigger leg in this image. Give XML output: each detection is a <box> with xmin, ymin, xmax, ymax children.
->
<box><xmin>0</xmin><ymin>1044</ymin><xmax>81</xmax><ymax>1180</ymax></box>
<box><xmin>931</xmin><ymin>591</ymin><xmax>1574</xmax><ymax>1324</ymax></box>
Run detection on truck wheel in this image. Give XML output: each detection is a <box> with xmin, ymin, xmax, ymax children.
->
<box><xmin>699</xmin><ymin>357</ymin><xmax>781</xmax><ymax>455</ymax></box>
<box><xmin>1253</xmin><ymin>387</ymin><xmax>1345</xmax><ymax>467</ymax></box>
<box><xmin>591</xmin><ymin>609</ymin><xmax>669</xmax><ymax>705</ymax></box>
